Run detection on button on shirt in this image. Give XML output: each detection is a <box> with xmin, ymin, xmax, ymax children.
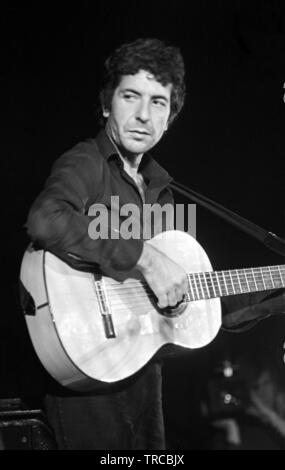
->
<box><xmin>26</xmin><ymin>129</ymin><xmax>174</xmax><ymax>273</ymax></box>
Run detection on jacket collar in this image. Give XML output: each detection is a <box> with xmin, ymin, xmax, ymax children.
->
<box><xmin>95</xmin><ymin>128</ymin><xmax>173</xmax><ymax>186</ymax></box>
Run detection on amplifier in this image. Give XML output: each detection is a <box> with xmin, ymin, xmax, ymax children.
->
<box><xmin>0</xmin><ymin>398</ymin><xmax>56</xmax><ymax>450</ymax></box>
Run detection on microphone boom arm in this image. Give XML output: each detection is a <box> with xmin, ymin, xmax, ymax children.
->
<box><xmin>170</xmin><ymin>180</ymin><xmax>285</xmax><ymax>258</ymax></box>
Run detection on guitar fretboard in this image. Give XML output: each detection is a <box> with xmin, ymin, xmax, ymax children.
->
<box><xmin>187</xmin><ymin>265</ymin><xmax>285</xmax><ymax>301</ymax></box>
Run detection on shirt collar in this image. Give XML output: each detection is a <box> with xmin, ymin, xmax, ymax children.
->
<box><xmin>95</xmin><ymin>128</ymin><xmax>173</xmax><ymax>186</ymax></box>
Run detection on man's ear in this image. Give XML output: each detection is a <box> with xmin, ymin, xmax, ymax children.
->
<box><xmin>102</xmin><ymin>107</ymin><xmax>110</xmax><ymax>118</ymax></box>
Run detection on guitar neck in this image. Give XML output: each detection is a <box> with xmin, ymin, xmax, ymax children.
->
<box><xmin>187</xmin><ymin>265</ymin><xmax>285</xmax><ymax>301</ymax></box>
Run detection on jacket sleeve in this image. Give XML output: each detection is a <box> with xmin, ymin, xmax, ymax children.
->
<box><xmin>222</xmin><ymin>289</ymin><xmax>285</xmax><ymax>328</ymax></box>
<box><xmin>26</xmin><ymin>143</ymin><xmax>143</xmax><ymax>272</ymax></box>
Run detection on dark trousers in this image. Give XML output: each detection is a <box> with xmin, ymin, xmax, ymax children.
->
<box><xmin>44</xmin><ymin>362</ymin><xmax>165</xmax><ymax>450</ymax></box>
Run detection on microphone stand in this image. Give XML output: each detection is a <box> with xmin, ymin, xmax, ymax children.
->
<box><xmin>170</xmin><ymin>180</ymin><xmax>285</xmax><ymax>258</ymax></box>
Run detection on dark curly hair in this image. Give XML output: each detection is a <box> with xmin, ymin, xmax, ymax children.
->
<box><xmin>99</xmin><ymin>38</ymin><xmax>186</xmax><ymax>126</ymax></box>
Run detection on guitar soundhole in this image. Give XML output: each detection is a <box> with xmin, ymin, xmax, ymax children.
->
<box><xmin>158</xmin><ymin>301</ymin><xmax>187</xmax><ymax>318</ymax></box>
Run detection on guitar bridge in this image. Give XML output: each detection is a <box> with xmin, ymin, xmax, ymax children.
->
<box><xmin>102</xmin><ymin>314</ymin><xmax>116</xmax><ymax>339</ymax></box>
<box><xmin>94</xmin><ymin>278</ymin><xmax>116</xmax><ymax>339</ymax></box>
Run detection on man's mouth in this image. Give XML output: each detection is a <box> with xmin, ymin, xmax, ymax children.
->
<box><xmin>129</xmin><ymin>129</ymin><xmax>150</xmax><ymax>136</ymax></box>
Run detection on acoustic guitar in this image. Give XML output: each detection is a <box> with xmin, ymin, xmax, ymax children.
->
<box><xmin>20</xmin><ymin>230</ymin><xmax>285</xmax><ymax>391</ymax></box>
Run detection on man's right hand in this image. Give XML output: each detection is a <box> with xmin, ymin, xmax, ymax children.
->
<box><xmin>135</xmin><ymin>243</ymin><xmax>188</xmax><ymax>309</ymax></box>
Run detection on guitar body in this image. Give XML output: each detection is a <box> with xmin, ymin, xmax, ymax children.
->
<box><xmin>20</xmin><ymin>230</ymin><xmax>221</xmax><ymax>391</ymax></box>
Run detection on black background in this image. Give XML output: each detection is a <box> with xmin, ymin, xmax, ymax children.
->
<box><xmin>1</xmin><ymin>2</ymin><xmax>285</xmax><ymax>449</ymax></box>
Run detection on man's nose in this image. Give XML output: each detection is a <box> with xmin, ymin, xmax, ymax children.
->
<box><xmin>136</xmin><ymin>100</ymin><xmax>150</xmax><ymax>122</ymax></box>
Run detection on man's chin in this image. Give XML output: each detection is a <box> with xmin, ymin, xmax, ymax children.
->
<box><xmin>125</xmin><ymin>138</ymin><xmax>153</xmax><ymax>155</ymax></box>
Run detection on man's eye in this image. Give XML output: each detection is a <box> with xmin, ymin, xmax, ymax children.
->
<box><xmin>124</xmin><ymin>94</ymin><xmax>136</xmax><ymax>101</ymax></box>
<box><xmin>153</xmin><ymin>100</ymin><xmax>166</xmax><ymax>107</ymax></box>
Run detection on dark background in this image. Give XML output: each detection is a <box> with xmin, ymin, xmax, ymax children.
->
<box><xmin>1</xmin><ymin>2</ymin><xmax>285</xmax><ymax>449</ymax></box>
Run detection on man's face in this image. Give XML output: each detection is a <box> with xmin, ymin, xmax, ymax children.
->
<box><xmin>104</xmin><ymin>69</ymin><xmax>172</xmax><ymax>157</ymax></box>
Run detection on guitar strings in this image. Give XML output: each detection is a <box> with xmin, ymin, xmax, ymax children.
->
<box><xmin>104</xmin><ymin>267</ymin><xmax>285</xmax><ymax>293</ymax></box>
<box><xmin>103</xmin><ymin>285</ymin><xmax>285</xmax><ymax>306</ymax></box>
<box><xmin>97</xmin><ymin>266</ymin><xmax>285</xmax><ymax>311</ymax></box>
<box><xmin>89</xmin><ymin>266</ymin><xmax>285</xmax><ymax>313</ymax></box>
<box><xmin>105</xmin><ymin>275</ymin><xmax>285</xmax><ymax>295</ymax></box>
<box><xmin>104</xmin><ymin>266</ymin><xmax>285</xmax><ymax>289</ymax></box>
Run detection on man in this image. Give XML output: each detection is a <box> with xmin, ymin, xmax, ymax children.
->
<box><xmin>26</xmin><ymin>38</ymin><xmax>188</xmax><ymax>450</ymax></box>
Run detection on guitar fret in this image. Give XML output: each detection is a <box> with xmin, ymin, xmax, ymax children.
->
<box><xmin>268</xmin><ymin>267</ymin><xmax>284</xmax><ymax>288</ymax></box>
<box><xmin>224</xmin><ymin>271</ymin><xmax>235</xmax><ymax>294</ymax></box>
<box><xmin>268</xmin><ymin>268</ymin><xmax>274</xmax><ymax>288</ymax></box>
<box><xmin>263</xmin><ymin>266</ymin><xmax>275</xmax><ymax>289</ymax></box>
<box><xmin>242</xmin><ymin>269</ymin><xmax>250</xmax><ymax>292</ymax></box>
<box><xmin>229</xmin><ymin>269</ymin><xmax>242</xmax><ymax>294</ymax></box>
<box><xmin>277</xmin><ymin>266</ymin><xmax>285</xmax><ymax>288</ymax></box>
<box><xmin>201</xmin><ymin>272</ymin><xmax>208</xmax><ymax>299</ymax></box>
<box><xmin>235</xmin><ymin>269</ymin><xmax>242</xmax><ymax>293</ymax></box>
<box><xmin>271</xmin><ymin>267</ymin><xmax>282</xmax><ymax>287</ymax></box>
<box><xmin>216</xmin><ymin>272</ymin><xmax>226</xmax><ymax>296</ymax></box>
<box><xmin>186</xmin><ymin>266</ymin><xmax>285</xmax><ymax>303</ymax></box>
<box><xmin>203</xmin><ymin>272</ymin><xmax>210</xmax><ymax>298</ymax></box>
<box><xmin>205</xmin><ymin>272</ymin><xmax>216</xmax><ymax>298</ymax></box>
<box><xmin>255</xmin><ymin>268</ymin><xmax>266</xmax><ymax>290</ymax></box>
<box><xmin>222</xmin><ymin>271</ymin><xmax>229</xmax><ymax>296</ymax></box>
<box><xmin>196</xmin><ymin>273</ymin><xmax>204</xmax><ymax>299</ymax></box>
<box><xmin>213</xmin><ymin>272</ymin><xmax>222</xmax><ymax>296</ymax></box>
<box><xmin>187</xmin><ymin>274</ymin><xmax>195</xmax><ymax>301</ymax></box>
<box><xmin>243</xmin><ymin>271</ymin><xmax>251</xmax><ymax>292</ymax></box>
<box><xmin>193</xmin><ymin>274</ymin><xmax>200</xmax><ymax>299</ymax></box>
<box><xmin>246</xmin><ymin>269</ymin><xmax>258</xmax><ymax>291</ymax></box>
<box><xmin>188</xmin><ymin>273</ymin><xmax>199</xmax><ymax>300</ymax></box>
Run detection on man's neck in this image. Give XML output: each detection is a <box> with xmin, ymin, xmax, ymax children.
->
<box><xmin>121</xmin><ymin>155</ymin><xmax>142</xmax><ymax>178</ymax></box>
<box><xmin>108</xmin><ymin>135</ymin><xmax>143</xmax><ymax>176</ymax></box>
